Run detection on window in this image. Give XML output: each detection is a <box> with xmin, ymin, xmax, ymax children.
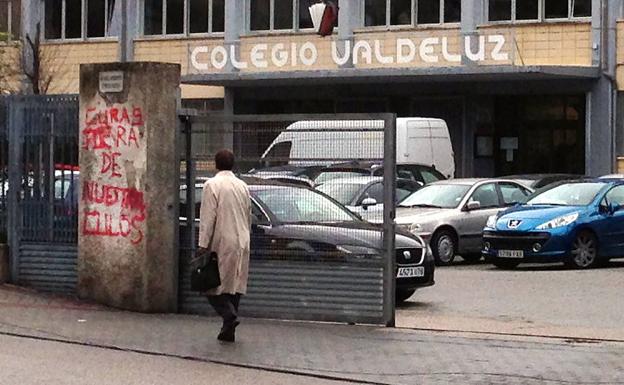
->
<box><xmin>44</xmin><ymin>0</ymin><xmax>113</xmax><ymax>39</ymax></box>
<box><xmin>605</xmin><ymin>186</ymin><xmax>624</xmax><ymax>207</ymax></box>
<box><xmin>262</xmin><ymin>141</ymin><xmax>292</xmax><ymax>167</ymax></box>
<box><xmin>499</xmin><ymin>183</ymin><xmax>530</xmax><ymax>206</ymax></box>
<box><xmin>361</xmin><ymin>183</ymin><xmax>384</xmax><ymax>204</ymax></box>
<box><xmin>250</xmin><ymin>0</ymin><xmax>312</xmax><ymax>31</ymax></box>
<box><xmin>365</xmin><ymin>0</ymin><xmax>460</xmax><ymax>27</ymax></box>
<box><xmin>487</xmin><ymin>0</ymin><xmax>591</xmax><ymax>22</ymax></box>
<box><xmin>0</xmin><ymin>0</ymin><xmax>20</xmax><ymax>39</ymax></box>
<box><xmin>143</xmin><ymin>0</ymin><xmax>224</xmax><ymax>36</ymax></box>
<box><xmin>470</xmin><ymin>183</ymin><xmax>500</xmax><ymax>208</ymax></box>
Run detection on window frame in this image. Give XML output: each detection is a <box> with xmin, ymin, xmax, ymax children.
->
<box><xmin>140</xmin><ymin>0</ymin><xmax>225</xmax><ymax>38</ymax></box>
<box><xmin>1</xmin><ymin>0</ymin><xmax>16</xmax><ymax>41</ymax></box>
<box><xmin>246</xmin><ymin>0</ymin><xmax>316</xmax><ymax>34</ymax></box>
<box><xmin>485</xmin><ymin>0</ymin><xmax>592</xmax><ymax>24</ymax></box>
<box><xmin>42</xmin><ymin>0</ymin><xmax>116</xmax><ymax>41</ymax></box>
<box><xmin>362</xmin><ymin>0</ymin><xmax>462</xmax><ymax>29</ymax></box>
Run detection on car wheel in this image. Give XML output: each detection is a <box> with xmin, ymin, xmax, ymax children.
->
<box><xmin>491</xmin><ymin>257</ymin><xmax>521</xmax><ymax>269</ymax></box>
<box><xmin>461</xmin><ymin>253</ymin><xmax>482</xmax><ymax>263</ymax></box>
<box><xmin>565</xmin><ymin>230</ymin><xmax>598</xmax><ymax>269</ymax></box>
<box><xmin>431</xmin><ymin>230</ymin><xmax>456</xmax><ymax>266</ymax></box>
<box><xmin>396</xmin><ymin>289</ymin><xmax>416</xmax><ymax>304</ymax></box>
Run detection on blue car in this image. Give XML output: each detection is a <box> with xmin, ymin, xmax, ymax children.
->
<box><xmin>482</xmin><ymin>179</ymin><xmax>624</xmax><ymax>269</ymax></box>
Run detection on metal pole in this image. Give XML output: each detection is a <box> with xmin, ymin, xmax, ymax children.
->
<box><xmin>382</xmin><ymin>113</ymin><xmax>397</xmax><ymax>327</ymax></box>
<box><xmin>120</xmin><ymin>0</ymin><xmax>127</xmax><ymax>62</ymax></box>
<box><xmin>184</xmin><ymin>116</ymin><xmax>196</xmax><ymax>259</ymax></box>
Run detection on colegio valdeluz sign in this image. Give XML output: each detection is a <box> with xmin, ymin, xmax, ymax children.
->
<box><xmin>190</xmin><ymin>34</ymin><xmax>509</xmax><ymax>71</ymax></box>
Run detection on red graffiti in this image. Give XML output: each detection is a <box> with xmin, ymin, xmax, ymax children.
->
<box><xmin>81</xmin><ymin>182</ymin><xmax>147</xmax><ymax>244</ymax></box>
<box><xmin>82</xmin><ymin>210</ymin><xmax>144</xmax><ymax>245</ymax></box>
<box><xmin>81</xmin><ymin>103</ymin><xmax>147</xmax><ymax>245</ymax></box>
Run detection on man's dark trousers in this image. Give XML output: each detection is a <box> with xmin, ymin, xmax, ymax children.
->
<box><xmin>208</xmin><ymin>293</ymin><xmax>241</xmax><ymax>330</ymax></box>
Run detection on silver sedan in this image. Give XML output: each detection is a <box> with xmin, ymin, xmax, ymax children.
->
<box><xmin>396</xmin><ymin>179</ymin><xmax>533</xmax><ymax>265</ymax></box>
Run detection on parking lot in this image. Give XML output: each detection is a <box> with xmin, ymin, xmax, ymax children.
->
<box><xmin>397</xmin><ymin>259</ymin><xmax>624</xmax><ymax>341</ymax></box>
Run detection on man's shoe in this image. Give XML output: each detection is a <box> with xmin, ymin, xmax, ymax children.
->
<box><xmin>217</xmin><ymin>328</ymin><xmax>235</xmax><ymax>342</ymax></box>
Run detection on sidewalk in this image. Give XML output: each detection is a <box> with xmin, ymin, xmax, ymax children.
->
<box><xmin>0</xmin><ymin>284</ymin><xmax>623</xmax><ymax>385</ymax></box>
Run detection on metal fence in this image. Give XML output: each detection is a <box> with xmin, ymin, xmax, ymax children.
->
<box><xmin>179</xmin><ymin>113</ymin><xmax>398</xmax><ymax>326</ymax></box>
<box><xmin>1</xmin><ymin>98</ymin><xmax>7</xmax><ymax>242</ymax></box>
<box><xmin>4</xmin><ymin>95</ymin><xmax>79</xmax><ymax>292</ymax></box>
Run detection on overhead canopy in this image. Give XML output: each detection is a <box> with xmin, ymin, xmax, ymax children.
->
<box><xmin>182</xmin><ymin>66</ymin><xmax>601</xmax><ymax>88</ymax></box>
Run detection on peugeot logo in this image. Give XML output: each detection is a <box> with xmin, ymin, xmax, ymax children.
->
<box><xmin>507</xmin><ymin>219</ymin><xmax>522</xmax><ymax>229</ymax></box>
<box><xmin>403</xmin><ymin>251</ymin><xmax>412</xmax><ymax>260</ymax></box>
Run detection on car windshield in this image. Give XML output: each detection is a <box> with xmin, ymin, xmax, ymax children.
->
<box><xmin>316</xmin><ymin>183</ymin><xmax>365</xmax><ymax>205</ymax></box>
<box><xmin>399</xmin><ymin>184</ymin><xmax>471</xmax><ymax>209</ymax></box>
<box><xmin>254</xmin><ymin>187</ymin><xmax>357</xmax><ymax>223</ymax></box>
<box><xmin>315</xmin><ymin>171</ymin><xmax>369</xmax><ymax>184</ymax></box>
<box><xmin>527</xmin><ymin>182</ymin><xmax>605</xmax><ymax>206</ymax></box>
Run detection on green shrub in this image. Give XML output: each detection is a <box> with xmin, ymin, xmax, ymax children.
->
<box><xmin>0</xmin><ymin>230</ymin><xmax>6</xmax><ymax>244</ymax></box>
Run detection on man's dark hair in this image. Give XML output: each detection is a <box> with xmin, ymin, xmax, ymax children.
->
<box><xmin>215</xmin><ymin>149</ymin><xmax>235</xmax><ymax>171</ymax></box>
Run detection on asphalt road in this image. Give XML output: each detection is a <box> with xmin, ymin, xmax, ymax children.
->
<box><xmin>396</xmin><ymin>259</ymin><xmax>624</xmax><ymax>340</ymax></box>
<box><xmin>0</xmin><ymin>334</ymin><xmax>352</xmax><ymax>385</ymax></box>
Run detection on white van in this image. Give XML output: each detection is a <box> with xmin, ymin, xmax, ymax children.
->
<box><xmin>260</xmin><ymin>118</ymin><xmax>455</xmax><ymax>178</ymax></box>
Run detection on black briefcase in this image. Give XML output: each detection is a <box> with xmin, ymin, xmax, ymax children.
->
<box><xmin>190</xmin><ymin>251</ymin><xmax>221</xmax><ymax>292</ymax></box>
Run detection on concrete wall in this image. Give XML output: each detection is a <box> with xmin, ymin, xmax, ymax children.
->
<box><xmin>78</xmin><ymin>62</ymin><xmax>180</xmax><ymax>312</ymax></box>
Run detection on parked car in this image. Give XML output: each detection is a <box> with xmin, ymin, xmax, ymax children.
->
<box><xmin>502</xmin><ymin>174</ymin><xmax>584</xmax><ymax>190</ymax></box>
<box><xmin>260</xmin><ymin>117</ymin><xmax>455</xmax><ymax>178</ymax></box>
<box><xmin>313</xmin><ymin>161</ymin><xmax>446</xmax><ymax>186</ymax></box>
<box><xmin>316</xmin><ymin>176</ymin><xmax>422</xmax><ymax>222</ymax></box>
<box><xmin>181</xmin><ymin>178</ymin><xmax>435</xmax><ymax>303</ymax></box>
<box><xmin>395</xmin><ymin>179</ymin><xmax>533</xmax><ymax>265</ymax></box>
<box><xmin>248</xmin><ymin>165</ymin><xmax>325</xmax><ymax>181</ymax></box>
<box><xmin>483</xmin><ymin>179</ymin><xmax>624</xmax><ymax>269</ymax></box>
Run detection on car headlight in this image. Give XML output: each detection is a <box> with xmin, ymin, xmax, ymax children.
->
<box><xmin>486</xmin><ymin>215</ymin><xmax>497</xmax><ymax>229</ymax></box>
<box><xmin>409</xmin><ymin>223</ymin><xmax>422</xmax><ymax>234</ymax></box>
<box><xmin>536</xmin><ymin>212</ymin><xmax>579</xmax><ymax>230</ymax></box>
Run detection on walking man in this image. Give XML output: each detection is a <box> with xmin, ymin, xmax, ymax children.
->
<box><xmin>198</xmin><ymin>149</ymin><xmax>251</xmax><ymax>342</ymax></box>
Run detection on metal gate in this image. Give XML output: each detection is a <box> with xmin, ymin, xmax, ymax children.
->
<box><xmin>178</xmin><ymin>113</ymin><xmax>397</xmax><ymax>326</ymax></box>
<box><xmin>3</xmin><ymin>95</ymin><xmax>79</xmax><ymax>293</ymax></box>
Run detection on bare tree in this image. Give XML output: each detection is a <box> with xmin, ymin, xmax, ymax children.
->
<box><xmin>22</xmin><ymin>22</ymin><xmax>61</xmax><ymax>95</ymax></box>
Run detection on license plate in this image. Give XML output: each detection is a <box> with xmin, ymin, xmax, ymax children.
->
<box><xmin>397</xmin><ymin>266</ymin><xmax>425</xmax><ymax>278</ymax></box>
<box><xmin>498</xmin><ymin>250</ymin><xmax>524</xmax><ymax>259</ymax></box>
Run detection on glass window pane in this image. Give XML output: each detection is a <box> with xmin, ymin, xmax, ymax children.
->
<box><xmin>444</xmin><ymin>0</ymin><xmax>461</xmax><ymax>22</ymax></box>
<box><xmin>65</xmin><ymin>0</ymin><xmax>82</xmax><ymax>38</ymax></box>
<box><xmin>189</xmin><ymin>0</ymin><xmax>208</xmax><ymax>33</ymax></box>
<box><xmin>545</xmin><ymin>0</ymin><xmax>568</xmax><ymax>19</ymax></box>
<box><xmin>488</xmin><ymin>0</ymin><xmax>511</xmax><ymax>21</ymax></box>
<box><xmin>365</xmin><ymin>0</ymin><xmax>386</xmax><ymax>26</ymax></box>
<box><xmin>12</xmin><ymin>0</ymin><xmax>21</xmax><ymax>38</ymax></box>
<box><xmin>298</xmin><ymin>0</ymin><xmax>313</xmax><ymax>29</ymax></box>
<box><xmin>212</xmin><ymin>0</ymin><xmax>224</xmax><ymax>32</ymax></box>
<box><xmin>87</xmin><ymin>0</ymin><xmax>105</xmax><ymax>37</ymax></box>
<box><xmin>417</xmin><ymin>0</ymin><xmax>440</xmax><ymax>24</ymax></box>
<box><xmin>516</xmin><ymin>0</ymin><xmax>538</xmax><ymax>20</ymax></box>
<box><xmin>143</xmin><ymin>0</ymin><xmax>163</xmax><ymax>35</ymax></box>
<box><xmin>45</xmin><ymin>0</ymin><xmax>62</xmax><ymax>39</ymax></box>
<box><xmin>274</xmin><ymin>0</ymin><xmax>293</xmax><ymax>29</ymax></box>
<box><xmin>573</xmin><ymin>0</ymin><xmax>591</xmax><ymax>17</ymax></box>
<box><xmin>0</xmin><ymin>1</ymin><xmax>8</xmax><ymax>34</ymax></box>
<box><xmin>166</xmin><ymin>0</ymin><xmax>184</xmax><ymax>34</ymax></box>
<box><xmin>391</xmin><ymin>0</ymin><xmax>411</xmax><ymax>25</ymax></box>
<box><xmin>250</xmin><ymin>0</ymin><xmax>270</xmax><ymax>30</ymax></box>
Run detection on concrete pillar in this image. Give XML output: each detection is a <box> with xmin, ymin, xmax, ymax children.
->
<box><xmin>336</xmin><ymin>0</ymin><xmax>360</xmax><ymax>68</ymax></box>
<box><xmin>78</xmin><ymin>62</ymin><xmax>181</xmax><ymax>312</ymax></box>
<box><xmin>224</xmin><ymin>0</ymin><xmax>245</xmax><ymax>73</ymax></box>
<box><xmin>461</xmin><ymin>0</ymin><xmax>484</xmax><ymax>65</ymax></box>
<box><xmin>587</xmin><ymin>76</ymin><xmax>615</xmax><ymax>176</ymax></box>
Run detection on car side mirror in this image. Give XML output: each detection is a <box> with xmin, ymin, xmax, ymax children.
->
<box><xmin>465</xmin><ymin>200</ymin><xmax>481</xmax><ymax>211</ymax></box>
<box><xmin>361</xmin><ymin>197</ymin><xmax>378</xmax><ymax>210</ymax></box>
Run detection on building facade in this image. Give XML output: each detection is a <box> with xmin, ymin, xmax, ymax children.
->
<box><xmin>2</xmin><ymin>0</ymin><xmax>624</xmax><ymax>177</ymax></box>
